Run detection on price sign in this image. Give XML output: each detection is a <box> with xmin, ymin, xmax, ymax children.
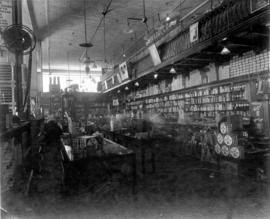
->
<box><xmin>0</xmin><ymin>0</ymin><xmax>12</xmax><ymax>61</ymax></box>
<box><xmin>0</xmin><ymin>0</ymin><xmax>12</xmax><ymax>31</ymax></box>
<box><xmin>189</xmin><ymin>22</ymin><xmax>199</xmax><ymax>43</ymax></box>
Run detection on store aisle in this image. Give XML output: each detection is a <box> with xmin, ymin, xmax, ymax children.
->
<box><xmin>1</xmin><ymin>142</ymin><xmax>270</xmax><ymax>219</ymax></box>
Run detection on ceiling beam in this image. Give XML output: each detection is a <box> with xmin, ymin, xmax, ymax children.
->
<box><xmin>26</xmin><ymin>0</ymin><xmax>38</xmax><ymax>35</ymax></box>
<box><xmin>249</xmin><ymin>25</ymin><xmax>270</xmax><ymax>37</ymax></box>
<box><xmin>225</xmin><ymin>37</ymin><xmax>259</xmax><ymax>48</ymax></box>
<box><xmin>175</xmin><ymin>63</ymin><xmax>201</xmax><ymax>66</ymax></box>
<box><xmin>184</xmin><ymin>57</ymin><xmax>212</xmax><ymax>62</ymax></box>
<box><xmin>42</xmin><ymin>69</ymin><xmax>101</xmax><ymax>75</ymax></box>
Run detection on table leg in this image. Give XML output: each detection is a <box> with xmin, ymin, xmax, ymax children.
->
<box><xmin>132</xmin><ymin>153</ymin><xmax>137</xmax><ymax>195</ymax></box>
<box><xmin>141</xmin><ymin>144</ymin><xmax>146</xmax><ymax>175</ymax></box>
<box><xmin>151</xmin><ymin>145</ymin><xmax>156</xmax><ymax>173</ymax></box>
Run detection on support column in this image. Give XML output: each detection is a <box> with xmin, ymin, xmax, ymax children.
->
<box><xmin>13</xmin><ymin>0</ymin><xmax>23</xmax><ymax>117</ymax></box>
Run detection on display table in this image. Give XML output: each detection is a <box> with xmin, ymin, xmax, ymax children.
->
<box><xmin>102</xmin><ymin>129</ymin><xmax>156</xmax><ymax>175</ymax></box>
<box><xmin>61</xmin><ymin>137</ymin><xmax>137</xmax><ymax>194</ymax></box>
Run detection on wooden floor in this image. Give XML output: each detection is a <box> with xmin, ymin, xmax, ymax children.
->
<box><xmin>1</xmin><ymin>141</ymin><xmax>270</xmax><ymax>219</ymax></box>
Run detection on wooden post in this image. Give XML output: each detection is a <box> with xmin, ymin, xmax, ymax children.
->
<box><xmin>13</xmin><ymin>0</ymin><xmax>23</xmax><ymax>117</ymax></box>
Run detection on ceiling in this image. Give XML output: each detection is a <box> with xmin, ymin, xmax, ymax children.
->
<box><xmin>28</xmin><ymin>0</ymin><xmax>216</xmax><ymax>70</ymax></box>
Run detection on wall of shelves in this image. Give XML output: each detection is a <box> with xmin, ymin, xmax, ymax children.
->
<box><xmin>126</xmin><ymin>67</ymin><xmax>269</xmax><ymax>125</ymax></box>
<box><xmin>129</xmin><ymin>82</ymin><xmax>246</xmax><ymax>119</ymax></box>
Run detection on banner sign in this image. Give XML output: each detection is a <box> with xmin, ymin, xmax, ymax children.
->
<box><xmin>148</xmin><ymin>44</ymin><xmax>162</xmax><ymax>66</ymax></box>
<box><xmin>119</xmin><ymin>62</ymin><xmax>129</xmax><ymax>81</ymax></box>
<box><xmin>189</xmin><ymin>22</ymin><xmax>199</xmax><ymax>43</ymax></box>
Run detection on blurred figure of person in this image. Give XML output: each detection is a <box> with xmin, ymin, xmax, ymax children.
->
<box><xmin>43</xmin><ymin>115</ymin><xmax>63</xmax><ymax>146</ymax></box>
<box><xmin>64</xmin><ymin>111</ymin><xmax>73</xmax><ymax>134</ymax></box>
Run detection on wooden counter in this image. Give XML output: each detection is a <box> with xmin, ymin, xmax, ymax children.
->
<box><xmin>61</xmin><ymin>138</ymin><xmax>137</xmax><ymax>194</ymax></box>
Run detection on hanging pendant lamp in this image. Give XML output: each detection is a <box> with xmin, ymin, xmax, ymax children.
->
<box><xmin>79</xmin><ymin>0</ymin><xmax>93</xmax><ymax>48</ymax></box>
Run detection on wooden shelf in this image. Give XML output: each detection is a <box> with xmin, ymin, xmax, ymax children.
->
<box><xmin>129</xmin><ymin>70</ymin><xmax>269</xmax><ymax>102</ymax></box>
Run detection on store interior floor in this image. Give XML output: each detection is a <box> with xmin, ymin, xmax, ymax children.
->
<box><xmin>2</xmin><ymin>142</ymin><xmax>270</xmax><ymax>219</ymax></box>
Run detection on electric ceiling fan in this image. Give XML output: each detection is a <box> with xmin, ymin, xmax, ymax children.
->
<box><xmin>2</xmin><ymin>24</ymin><xmax>36</xmax><ymax>55</ymax></box>
<box><xmin>127</xmin><ymin>0</ymin><xmax>149</xmax><ymax>30</ymax></box>
<box><xmin>79</xmin><ymin>0</ymin><xmax>114</xmax><ymax>67</ymax></box>
<box><xmin>1</xmin><ymin>24</ymin><xmax>36</xmax><ymax>114</ymax></box>
<box><xmin>102</xmin><ymin>0</ymin><xmax>114</xmax><ymax>66</ymax></box>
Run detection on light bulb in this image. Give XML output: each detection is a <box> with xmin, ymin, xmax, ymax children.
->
<box><xmin>154</xmin><ymin>73</ymin><xmax>158</xmax><ymax>79</ymax></box>
<box><xmin>170</xmin><ymin>66</ymin><xmax>176</xmax><ymax>74</ymax></box>
<box><xmin>221</xmin><ymin>46</ymin><xmax>230</xmax><ymax>55</ymax></box>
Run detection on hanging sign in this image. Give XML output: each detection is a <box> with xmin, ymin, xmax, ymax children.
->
<box><xmin>102</xmin><ymin>81</ymin><xmax>108</xmax><ymax>91</ymax></box>
<box><xmin>250</xmin><ymin>0</ymin><xmax>269</xmax><ymax>13</ymax></box>
<box><xmin>119</xmin><ymin>62</ymin><xmax>129</xmax><ymax>81</ymax></box>
<box><xmin>113</xmin><ymin>64</ymin><xmax>122</xmax><ymax>83</ymax></box>
<box><xmin>112</xmin><ymin>99</ymin><xmax>119</xmax><ymax>106</ymax></box>
<box><xmin>106</xmin><ymin>77</ymin><xmax>114</xmax><ymax>89</ymax></box>
<box><xmin>116</xmin><ymin>73</ymin><xmax>122</xmax><ymax>83</ymax></box>
<box><xmin>189</xmin><ymin>22</ymin><xmax>199</xmax><ymax>43</ymax></box>
<box><xmin>148</xmin><ymin>44</ymin><xmax>162</xmax><ymax>66</ymax></box>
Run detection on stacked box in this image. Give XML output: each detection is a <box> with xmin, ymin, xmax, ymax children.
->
<box><xmin>229</xmin><ymin>50</ymin><xmax>269</xmax><ymax>78</ymax></box>
<box><xmin>207</xmin><ymin>63</ymin><xmax>217</xmax><ymax>82</ymax></box>
<box><xmin>218</xmin><ymin>63</ymin><xmax>230</xmax><ymax>80</ymax></box>
<box><xmin>72</xmin><ymin>136</ymin><xmax>98</xmax><ymax>160</ymax></box>
<box><xmin>189</xmin><ymin>69</ymin><xmax>201</xmax><ymax>86</ymax></box>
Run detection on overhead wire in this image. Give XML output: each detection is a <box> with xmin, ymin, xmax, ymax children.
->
<box><xmin>45</xmin><ymin>0</ymin><xmax>51</xmax><ymax>75</ymax></box>
<box><xmin>90</xmin><ymin>0</ymin><xmax>113</xmax><ymax>44</ymax></box>
<box><xmin>103</xmin><ymin>14</ymin><xmax>106</xmax><ymax>63</ymax></box>
<box><xmin>80</xmin><ymin>0</ymin><xmax>113</xmax><ymax>61</ymax></box>
<box><xmin>83</xmin><ymin>0</ymin><xmax>88</xmax><ymax>57</ymax></box>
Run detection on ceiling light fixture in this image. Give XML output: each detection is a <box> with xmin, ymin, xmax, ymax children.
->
<box><xmin>170</xmin><ymin>66</ymin><xmax>176</xmax><ymax>74</ymax></box>
<box><xmin>79</xmin><ymin>0</ymin><xmax>93</xmax><ymax>48</ymax></box>
<box><xmin>92</xmin><ymin>62</ymin><xmax>97</xmax><ymax>69</ymax></box>
<box><xmin>125</xmin><ymin>86</ymin><xmax>129</xmax><ymax>90</ymax></box>
<box><xmin>166</xmin><ymin>14</ymin><xmax>171</xmax><ymax>22</ymax></box>
<box><xmin>135</xmin><ymin>82</ymin><xmax>139</xmax><ymax>87</ymax></box>
<box><xmin>117</xmin><ymin>90</ymin><xmax>121</xmax><ymax>93</ymax></box>
<box><xmin>127</xmin><ymin>0</ymin><xmax>149</xmax><ymax>31</ymax></box>
<box><xmin>221</xmin><ymin>46</ymin><xmax>231</xmax><ymax>55</ymax></box>
<box><xmin>122</xmin><ymin>45</ymin><xmax>126</xmax><ymax>58</ymax></box>
<box><xmin>125</xmin><ymin>20</ymin><xmax>134</xmax><ymax>34</ymax></box>
<box><xmin>154</xmin><ymin>73</ymin><xmax>158</xmax><ymax>79</ymax></box>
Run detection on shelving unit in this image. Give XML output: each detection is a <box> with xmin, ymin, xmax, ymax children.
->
<box><xmin>126</xmin><ymin>70</ymin><xmax>269</xmax><ymax>125</ymax></box>
<box><xmin>86</xmin><ymin>102</ymin><xmax>108</xmax><ymax>116</ymax></box>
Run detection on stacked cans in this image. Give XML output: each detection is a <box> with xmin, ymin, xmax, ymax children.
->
<box><xmin>215</xmin><ymin>122</ymin><xmax>243</xmax><ymax>159</ymax></box>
